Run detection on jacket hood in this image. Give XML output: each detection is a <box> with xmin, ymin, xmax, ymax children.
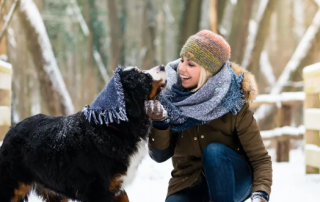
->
<box><xmin>230</xmin><ymin>62</ymin><xmax>258</xmax><ymax>102</ymax></box>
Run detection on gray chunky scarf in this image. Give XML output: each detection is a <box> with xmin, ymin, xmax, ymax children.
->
<box><xmin>159</xmin><ymin>59</ymin><xmax>246</xmax><ymax>133</ymax></box>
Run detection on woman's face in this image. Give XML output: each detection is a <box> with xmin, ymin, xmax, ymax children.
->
<box><xmin>178</xmin><ymin>56</ymin><xmax>201</xmax><ymax>89</ymax></box>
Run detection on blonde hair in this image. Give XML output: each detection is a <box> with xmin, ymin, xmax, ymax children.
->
<box><xmin>190</xmin><ymin>67</ymin><xmax>213</xmax><ymax>92</ymax></box>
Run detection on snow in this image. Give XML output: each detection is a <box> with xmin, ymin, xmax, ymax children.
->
<box><xmin>305</xmin><ymin>144</ymin><xmax>320</xmax><ymax>152</ymax></box>
<box><xmin>0</xmin><ymin>60</ymin><xmax>12</xmax><ymax>70</ymax></box>
<box><xmin>305</xmin><ymin>108</ymin><xmax>320</xmax><ymax>114</ymax></box>
<box><xmin>261</xmin><ymin>125</ymin><xmax>305</xmax><ymax>139</ymax></box>
<box><xmin>20</xmin><ymin>0</ymin><xmax>74</xmax><ymax>115</ymax></box>
<box><xmin>303</xmin><ymin>62</ymin><xmax>320</xmax><ymax>74</ymax></box>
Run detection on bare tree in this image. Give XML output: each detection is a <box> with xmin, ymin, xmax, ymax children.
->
<box><xmin>18</xmin><ymin>0</ymin><xmax>74</xmax><ymax>116</ymax></box>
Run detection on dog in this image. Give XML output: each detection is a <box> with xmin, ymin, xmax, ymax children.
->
<box><xmin>0</xmin><ymin>65</ymin><xmax>167</xmax><ymax>202</ymax></box>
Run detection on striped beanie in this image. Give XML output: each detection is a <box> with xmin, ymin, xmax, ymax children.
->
<box><xmin>180</xmin><ymin>30</ymin><xmax>231</xmax><ymax>75</ymax></box>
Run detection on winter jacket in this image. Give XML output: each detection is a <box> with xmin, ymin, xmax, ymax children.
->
<box><xmin>148</xmin><ymin>62</ymin><xmax>272</xmax><ymax>198</ymax></box>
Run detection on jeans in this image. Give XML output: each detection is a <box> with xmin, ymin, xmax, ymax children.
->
<box><xmin>166</xmin><ymin>143</ymin><xmax>253</xmax><ymax>202</ymax></box>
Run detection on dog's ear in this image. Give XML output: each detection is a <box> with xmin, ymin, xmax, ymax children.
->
<box><xmin>125</xmin><ymin>93</ymin><xmax>141</xmax><ymax>118</ymax></box>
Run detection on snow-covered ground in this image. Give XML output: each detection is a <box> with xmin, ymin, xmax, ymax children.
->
<box><xmin>6</xmin><ymin>143</ymin><xmax>320</xmax><ymax>202</ymax></box>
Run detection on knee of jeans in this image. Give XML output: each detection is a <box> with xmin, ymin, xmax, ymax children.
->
<box><xmin>202</xmin><ymin>143</ymin><xmax>228</xmax><ymax>163</ymax></box>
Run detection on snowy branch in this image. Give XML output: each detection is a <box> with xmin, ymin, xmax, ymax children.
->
<box><xmin>241</xmin><ymin>0</ymin><xmax>269</xmax><ymax>68</ymax></box>
<box><xmin>69</xmin><ymin>0</ymin><xmax>89</xmax><ymax>36</ymax></box>
<box><xmin>260</xmin><ymin>51</ymin><xmax>275</xmax><ymax>87</ymax></box>
<box><xmin>93</xmin><ymin>49</ymin><xmax>109</xmax><ymax>83</ymax></box>
<box><xmin>0</xmin><ymin>0</ymin><xmax>19</xmax><ymax>43</ymax></box>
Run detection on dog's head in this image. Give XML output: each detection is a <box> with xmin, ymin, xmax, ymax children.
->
<box><xmin>120</xmin><ymin>65</ymin><xmax>167</xmax><ymax>118</ymax></box>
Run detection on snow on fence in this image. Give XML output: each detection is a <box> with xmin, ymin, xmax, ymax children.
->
<box><xmin>303</xmin><ymin>62</ymin><xmax>320</xmax><ymax>174</ymax></box>
<box><xmin>252</xmin><ymin>93</ymin><xmax>305</xmax><ymax>162</ymax></box>
<box><xmin>0</xmin><ymin>60</ymin><xmax>12</xmax><ymax>141</ymax></box>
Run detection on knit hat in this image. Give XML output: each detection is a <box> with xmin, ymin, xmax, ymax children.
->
<box><xmin>180</xmin><ymin>30</ymin><xmax>231</xmax><ymax>75</ymax></box>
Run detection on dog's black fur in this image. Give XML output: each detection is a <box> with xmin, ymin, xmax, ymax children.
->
<box><xmin>0</xmin><ymin>68</ymin><xmax>157</xmax><ymax>202</ymax></box>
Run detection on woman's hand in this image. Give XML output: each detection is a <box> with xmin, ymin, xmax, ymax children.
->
<box><xmin>251</xmin><ymin>192</ymin><xmax>268</xmax><ymax>202</ymax></box>
<box><xmin>145</xmin><ymin>100</ymin><xmax>168</xmax><ymax>121</ymax></box>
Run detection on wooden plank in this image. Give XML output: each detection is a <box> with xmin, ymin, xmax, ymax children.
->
<box><xmin>0</xmin><ymin>89</ymin><xmax>10</xmax><ymax>106</ymax></box>
<box><xmin>305</xmin><ymin>145</ymin><xmax>320</xmax><ymax>169</ymax></box>
<box><xmin>304</xmin><ymin>93</ymin><xmax>320</xmax><ymax>109</ymax></box>
<box><xmin>0</xmin><ymin>72</ymin><xmax>11</xmax><ymax>90</ymax></box>
<box><xmin>0</xmin><ymin>125</ymin><xmax>9</xmax><ymax>141</ymax></box>
<box><xmin>303</xmin><ymin>63</ymin><xmax>320</xmax><ymax>93</ymax></box>
<box><xmin>305</xmin><ymin>130</ymin><xmax>320</xmax><ymax>146</ymax></box>
<box><xmin>304</xmin><ymin>109</ymin><xmax>320</xmax><ymax>130</ymax></box>
<box><xmin>0</xmin><ymin>106</ymin><xmax>10</xmax><ymax>126</ymax></box>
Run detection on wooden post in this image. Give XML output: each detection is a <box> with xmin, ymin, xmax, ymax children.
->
<box><xmin>0</xmin><ymin>60</ymin><xmax>12</xmax><ymax>141</ymax></box>
<box><xmin>303</xmin><ymin>62</ymin><xmax>320</xmax><ymax>174</ymax></box>
<box><xmin>276</xmin><ymin>104</ymin><xmax>292</xmax><ymax>162</ymax></box>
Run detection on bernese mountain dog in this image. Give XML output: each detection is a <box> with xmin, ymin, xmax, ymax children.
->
<box><xmin>0</xmin><ymin>65</ymin><xmax>167</xmax><ymax>202</ymax></box>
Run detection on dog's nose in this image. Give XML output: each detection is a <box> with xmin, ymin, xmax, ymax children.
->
<box><xmin>159</xmin><ymin>65</ymin><xmax>165</xmax><ymax>72</ymax></box>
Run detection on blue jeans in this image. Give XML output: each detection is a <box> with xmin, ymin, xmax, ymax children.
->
<box><xmin>166</xmin><ymin>143</ymin><xmax>252</xmax><ymax>202</ymax></box>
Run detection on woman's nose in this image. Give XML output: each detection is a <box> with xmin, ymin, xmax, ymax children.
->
<box><xmin>178</xmin><ymin>63</ymin><xmax>185</xmax><ymax>72</ymax></box>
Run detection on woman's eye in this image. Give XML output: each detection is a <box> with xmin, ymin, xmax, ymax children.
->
<box><xmin>180</xmin><ymin>59</ymin><xmax>184</xmax><ymax>62</ymax></box>
<box><xmin>189</xmin><ymin>63</ymin><xmax>194</xmax><ymax>67</ymax></box>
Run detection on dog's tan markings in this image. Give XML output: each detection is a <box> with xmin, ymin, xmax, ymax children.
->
<box><xmin>149</xmin><ymin>80</ymin><xmax>163</xmax><ymax>100</ymax></box>
<box><xmin>112</xmin><ymin>191</ymin><xmax>129</xmax><ymax>202</ymax></box>
<box><xmin>110</xmin><ymin>174</ymin><xmax>124</xmax><ymax>191</ymax></box>
<box><xmin>11</xmin><ymin>183</ymin><xmax>31</xmax><ymax>202</ymax></box>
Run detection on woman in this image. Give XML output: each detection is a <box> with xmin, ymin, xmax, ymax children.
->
<box><xmin>146</xmin><ymin>30</ymin><xmax>272</xmax><ymax>202</ymax></box>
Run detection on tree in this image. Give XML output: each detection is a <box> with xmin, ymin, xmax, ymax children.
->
<box><xmin>18</xmin><ymin>0</ymin><xmax>74</xmax><ymax>116</ymax></box>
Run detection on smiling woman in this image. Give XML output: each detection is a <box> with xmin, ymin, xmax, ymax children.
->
<box><xmin>146</xmin><ymin>30</ymin><xmax>271</xmax><ymax>202</ymax></box>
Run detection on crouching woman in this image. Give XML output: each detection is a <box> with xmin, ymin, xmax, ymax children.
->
<box><xmin>146</xmin><ymin>30</ymin><xmax>272</xmax><ymax>202</ymax></box>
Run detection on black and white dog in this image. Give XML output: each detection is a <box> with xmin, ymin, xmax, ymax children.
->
<box><xmin>0</xmin><ymin>65</ymin><xmax>167</xmax><ymax>202</ymax></box>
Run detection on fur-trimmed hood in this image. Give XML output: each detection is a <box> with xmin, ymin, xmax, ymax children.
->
<box><xmin>230</xmin><ymin>62</ymin><xmax>258</xmax><ymax>102</ymax></box>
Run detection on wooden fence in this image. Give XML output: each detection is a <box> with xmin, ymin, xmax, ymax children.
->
<box><xmin>250</xmin><ymin>92</ymin><xmax>305</xmax><ymax>162</ymax></box>
<box><xmin>0</xmin><ymin>60</ymin><xmax>12</xmax><ymax>141</ymax></box>
<box><xmin>303</xmin><ymin>62</ymin><xmax>320</xmax><ymax>174</ymax></box>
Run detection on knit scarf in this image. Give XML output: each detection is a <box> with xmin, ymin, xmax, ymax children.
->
<box><xmin>158</xmin><ymin>59</ymin><xmax>245</xmax><ymax>133</ymax></box>
<box><xmin>82</xmin><ymin>66</ymin><xmax>128</xmax><ymax>125</ymax></box>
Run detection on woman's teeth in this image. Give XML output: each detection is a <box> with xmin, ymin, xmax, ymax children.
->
<box><xmin>180</xmin><ymin>75</ymin><xmax>191</xmax><ymax>79</ymax></box>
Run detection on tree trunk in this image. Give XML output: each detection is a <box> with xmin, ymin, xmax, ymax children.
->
<box><xmin>18</xmin><ymin>0</ymin><xmax>74</xmax><ymax>116</ymax></box>
<box><xmin>244</xmin><ymin>0</ymin><xmax>276</xmax><ymax>75</ymax></box>
<box><xmin>141</xmin><ymin>0</ymin><xmax>156</xmax><ymax>70</ymax></box>
<box><xmin>107</xmin><ymin>0</ymin><xmax>122</xmax><ymax>70</ymax></box>
<box><xmin>180</xmin><ymin>0</ymin><xmax>203</xmax><ymax>46</ymax></box>
<box><xmin>228</xmin><ymin>0</ymin><xmax>254</xmax><ymax>64</ymax></box>
<box><xmin>217</xmin><ymin>0</ymin><xmax>227</xmax><ymax>27</ymax></box>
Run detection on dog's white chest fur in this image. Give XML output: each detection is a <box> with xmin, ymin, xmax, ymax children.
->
<box><xmin>120</xmin><ymin>139</ymin><xmax>146</xmax><ymax>189</ymax></box>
